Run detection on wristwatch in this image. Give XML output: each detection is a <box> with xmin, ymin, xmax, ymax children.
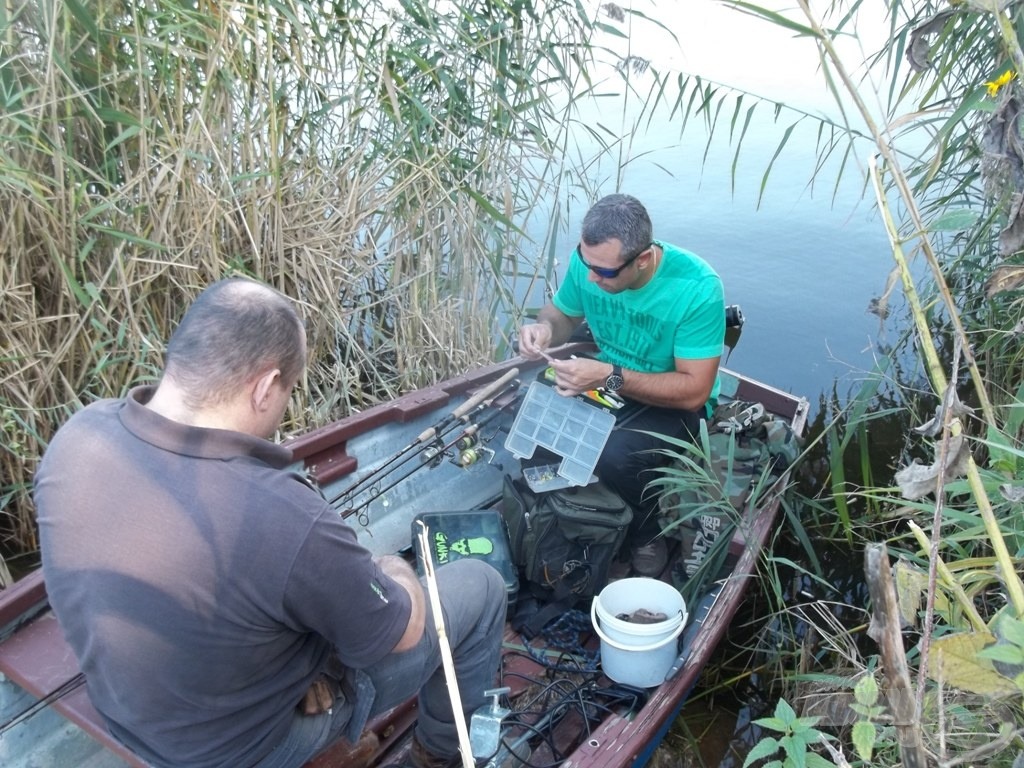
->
<box><xmin>604</xmin><ymin>364</ymin><xmax>625</xmax><ymax>393</ymax></box>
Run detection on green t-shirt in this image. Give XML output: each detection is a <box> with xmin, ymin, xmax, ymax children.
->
<box><xmin>552</xmin><ymin>240</ymin><xmax>725</xmax><ymax>404</ymax></box>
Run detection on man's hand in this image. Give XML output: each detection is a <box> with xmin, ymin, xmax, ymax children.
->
<box><xmin>546</xmin><ymin>357</ymin><xmax>609</xmax><ymax>396</ymax></box>
<box><xmin>518</xmin><ymin>305</ymin><xmax>582</xmax><ymax>360</ymax></box>
<box><xmin>518</xmin><ymin>321</ymin><xmax>553</xmax><ymax>359</ymax></box>
<box><xmin>299</xmin><ymin>676</ymin><xmax>336</xmax><ymax>715</ymax></box>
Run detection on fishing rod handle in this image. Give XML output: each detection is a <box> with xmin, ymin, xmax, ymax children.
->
<box><xmin>450</xmin><ymin>368</ymin><xmax>520</xmax><ymax>421</ymax></box>
<box><xmin>414</xmin><ymin>368</ymin><xmax>520</xmax><ymax>443</ymax></box>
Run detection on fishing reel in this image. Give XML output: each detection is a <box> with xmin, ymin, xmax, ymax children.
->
<box><xmin>453</xmin><ymin>431</ymin><xmax>499</xmax><ymax>468</ymax></box>
<box><xmin>420</xmin><ymin>437</ymin><xmax>495</xmax><ymax>468</ymax></box>
<box><xmin>419</xmin><ymin>438</ymin><xmax>494</xmax><ymax>469</ymax></box>
<box><xmin>454</xmin><ymin>444</ymin><xmax>495</xmax><ymax>468</ymax></box>
<box><xmin>417</xmin><ymin>429</ymin><xmax>498</xmax><ymax>469</ymax></box>
<box><xmin>420</xmin><ymin>440</ymin><xmax>449</xmax><ymax>468</ymax></box>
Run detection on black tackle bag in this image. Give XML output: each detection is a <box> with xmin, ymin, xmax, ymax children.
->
<box><xmin>501</xmin><ymin>475</ymin><xmax>632</xmax><ymax>608</ymax></box>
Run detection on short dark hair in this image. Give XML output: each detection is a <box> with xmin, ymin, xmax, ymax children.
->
<box><xmin>580</xmin><ymin>194</ymin><xmax>653</xmax><ymax>258</ymax></box>
<box><xmin>164</xmin><ymin>278</ymin><xmax>305</xmax><ymax>408</ymax></box>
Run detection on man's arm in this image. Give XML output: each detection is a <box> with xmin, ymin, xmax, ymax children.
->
<box><xmin>518</xmin><ymin>304</ymin><xmax>583</xmax><ymax>358</ymax></box>
<box><xmin>615</xmin><ymin>356</ymin><xmax>720</xmax><ymax>411</ymax></box>
<box><xmin>376</xmin><ymin>555</ymin><xmax>426</xmax><ymax>652</ymax></box>
<box><xmin>547</xmin><ymin>355</ymin><xmax>720</xmax><ymax>412</ymax></box>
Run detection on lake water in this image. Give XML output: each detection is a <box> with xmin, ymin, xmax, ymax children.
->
<box><xmin>520</xmin><ymin>1</ymin><xmax>907</xmax><ymax>411</ymax></box>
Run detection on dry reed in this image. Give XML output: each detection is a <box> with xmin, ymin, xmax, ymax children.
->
<box><xmin>0</xmin><ymin>0</ymin><xmax>598</xmax><ymax>569</ymax></box>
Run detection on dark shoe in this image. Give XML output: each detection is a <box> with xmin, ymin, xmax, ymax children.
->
<box><xmin>408</xmin><ymin>735</ymin><xmax>462</xmax><ymax>768</ymax></box>
<box><xmin>631</xmin><ymin>538</ymin><xmax>668</xmax><ymax>577</ymax></box>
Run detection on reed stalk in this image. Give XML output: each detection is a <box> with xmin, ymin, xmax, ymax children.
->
<box><xmin>0</xmin><ymin>0</ymin><xmax>611</xmax><ymax>566</ymax></box>
<box><xmin>869</xmin><ymin>158</ymin><xmax>1024</xmax><ymax>618</ymax></box>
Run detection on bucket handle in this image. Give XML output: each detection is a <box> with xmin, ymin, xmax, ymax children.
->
<box><xmin>590</xmin><ymin>600</ymin><xmax>687</xmax><ymax>653</ymax></box>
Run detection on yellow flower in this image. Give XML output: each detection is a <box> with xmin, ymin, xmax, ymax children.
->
<box><xmin>986</xmin><ymin>70</ymin><xmax>1016</xmax><ymax>97</ymax></box>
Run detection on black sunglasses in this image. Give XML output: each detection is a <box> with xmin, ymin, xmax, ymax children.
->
<box><xmin>575</xmin><ymin>242</ymin><xmax>652</xmax><ymax>279</ymax></box>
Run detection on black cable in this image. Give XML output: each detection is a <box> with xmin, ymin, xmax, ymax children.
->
<box><xmin>495</xmin><ymin>677</ymin><xmax>605</xmax><ymax>766</ymax></box>
<box><xmin>490</xmin><ymin>667</ymin><xmax>651</xmax><ymax>768</ymax></box>
<box><xmin>502</xmin><ymin>644</ymin><xmax>600</xmax><ymax>676</ymax></box>
<box><xmin>498</xmin><ymin>721</ymin><xmax>562</xmax><ymax>768</ymax></box>
<box><xmin>512</xmin><ymin>677</ymin><xmax>586</xmax><ymax>712</ymax></box>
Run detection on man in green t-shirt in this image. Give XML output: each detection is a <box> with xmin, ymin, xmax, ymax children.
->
<box><xmin>518</xmin><ymin>193</ymin><xmax>725</xmax><ymax>577</ymax></box>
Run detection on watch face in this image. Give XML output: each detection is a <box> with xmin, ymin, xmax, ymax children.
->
<box><xmin>605</xmin><ymin>373</ymin><xmax>625</xmax><ymax>392</ymax></box>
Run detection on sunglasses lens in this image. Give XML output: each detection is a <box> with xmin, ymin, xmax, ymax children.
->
<box><xmin>576</xmin><ymin>243</ymin><xmax>649</xmax><ymax>278</ymax></box>
<box><xmin>577</xmin><ymin>247</ymin><xmax>618</xmax><ymax>278</ymax></box>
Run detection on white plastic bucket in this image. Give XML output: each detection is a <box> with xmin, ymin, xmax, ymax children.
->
<box><xmin>590</xmin><ymin>577</ymin><xmax>688</xmax><ymax>688</ymax></box>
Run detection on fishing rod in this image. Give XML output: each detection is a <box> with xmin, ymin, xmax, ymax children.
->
<box><xmin>330</xmin><ymin>378</ymin><xmax>521</xmax><ymax>508</ymax></box>
<box><xmin>416</xmin><ymin>520</ymin><xmax>475</xmax><ymax>768</ymax></box>
<box><xmin>0</xmin><ymin>671</ymin><xmax>85</xmax><ymax>736</ymax></box>
<box><xmin>340</xmin><ymin>392</ymin><xmax>521</xmax><ymax>523</ymax></box>
<box><xmin>329</xmin><ymin>368</ymin><xmax>520</xmax><ymax>506</ymax></box>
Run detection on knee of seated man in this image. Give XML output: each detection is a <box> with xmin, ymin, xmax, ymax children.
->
<box><xmin>439</xmin><ymin>559</ymin><xmax>505</xmax><ymax>612</ymax></box>
<box><xmin>440</xmin><ymin>557</ymin><xmax>490</xmax><ymax>573</ymax></box>
<box><xmin>600</xmin><ymin>448</ymin><xmax>658</xmax><ymax>477</ymax></box>
<box><xmin>442</xmin><ymin>558</ymin><xmax>503</xmax><ymax>591</ymax></box>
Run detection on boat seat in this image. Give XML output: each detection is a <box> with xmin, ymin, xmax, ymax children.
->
<box><xmin>0</xmin><ymin>569</ymin><xmax>410</xmax><ymax>768</ymax></box>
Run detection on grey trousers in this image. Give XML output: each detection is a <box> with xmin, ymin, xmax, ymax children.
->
<box><xmin>253</xmin><ymin>558</ymin><xmax>507</xmax><ymax>767</ymax></box>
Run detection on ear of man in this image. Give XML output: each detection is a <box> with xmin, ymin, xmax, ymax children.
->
<box><xmin>244</xmin><ymin>367</ymin><xmax>292</xmax><ymax>438</ymax></box>
<box><xmin>251</xmin><ymin>368</ymin><xmax>284</xmax><ymax>413</ymax></box>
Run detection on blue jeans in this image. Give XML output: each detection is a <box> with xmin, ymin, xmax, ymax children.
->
<box><xmin>252</xmin><ymin>558</ymin><xmax>507</xmax><ymax>768</ymax></box>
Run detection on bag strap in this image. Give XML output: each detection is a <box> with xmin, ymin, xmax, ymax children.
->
<box><xmin>512</xmin><ymin>593</ymin><xmax>580</xmax><ymax>639</ymax></box>
<box><xmin>712</xmin><ymin>401</ymin><xmax>765</xmax><ymax>434</ymax></box>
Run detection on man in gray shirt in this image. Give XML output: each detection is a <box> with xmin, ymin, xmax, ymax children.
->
<box><xmin>35</xmin><ymin>277</ymin><xmax>505</xmax><ymax>768</ymax></box>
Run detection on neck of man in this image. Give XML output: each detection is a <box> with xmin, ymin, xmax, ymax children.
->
<box><xmin>145</xmin><ymin>379</ymin><xmax>245</xmax><ymax>432</ymax></box>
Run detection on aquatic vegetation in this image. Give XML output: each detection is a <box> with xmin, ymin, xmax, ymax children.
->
<box><xmin>711</xmin><ymin>0</ymin><xmax>1024</xmax><ymax>764</ymax></box>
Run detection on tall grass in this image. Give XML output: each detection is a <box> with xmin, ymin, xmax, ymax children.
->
<box><xmin>0</xmin><ymin>0</ymin><xmax>641</xmax><ymax>568</ymax></box>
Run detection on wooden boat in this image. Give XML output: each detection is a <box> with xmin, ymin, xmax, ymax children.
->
<box><xmin>0</xmin><ymin>345</ymin><xmax>808</xmax><ymax>768</ymax></box>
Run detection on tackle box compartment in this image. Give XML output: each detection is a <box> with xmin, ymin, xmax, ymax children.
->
<box><xmin>504</xmin><ymin>381</ymin><xmax>616</xmax><ymax>487</ymax></box>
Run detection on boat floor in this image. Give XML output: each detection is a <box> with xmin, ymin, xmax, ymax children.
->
<box><xmin>0</xmin><ymin>553</ymin><xmax>697</xmax><ymax>768</ymax></box>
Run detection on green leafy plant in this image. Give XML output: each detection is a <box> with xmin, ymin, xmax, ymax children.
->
<box><xmin>743</xmin><ymin>698</ymin><xmax>837</xmax><ymax>768</ymax></box>
<box><xmin>849</xmin><ymin>674</ymin><xmax>885</xmax><ymax>763</ymax></box>
<box><xmin>977</xmin><ymin>610</ymin><xmax>1024</xmax><ymax>693</ymax></box>
<box><xmin>647</xmin><ymin>416</ymin><xmax>786</xmax><ymax>605</ymax></box>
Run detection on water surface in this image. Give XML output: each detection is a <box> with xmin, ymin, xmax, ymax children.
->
<box><xmin>520</xmin><ymin>1</ymin><xmax>907</xmax><ymax>409</ymax></box>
